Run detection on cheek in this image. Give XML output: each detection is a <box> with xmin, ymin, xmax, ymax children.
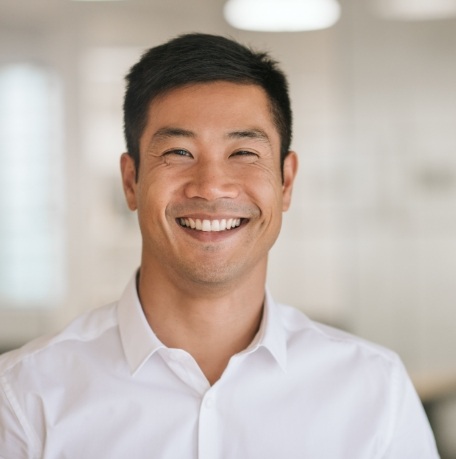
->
<box><xmin>136</xmin><ymin>177</ymin><xmax>166</xmax><ymax>220</ymax></box>
<box><xmin>249</xmin><ymin>169</ymin><xmax>283</xmax><ymax>204</ymax></box>
<box><xmin>245</xmin><ymin>180</ymin><xmax>284</xmax><ymax>230</ymax></box>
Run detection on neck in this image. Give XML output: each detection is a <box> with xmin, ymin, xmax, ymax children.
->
<box><xmin>137</xmin><ymin>262</ymin><xmax>266</xmax><ymax>385</ymax></box>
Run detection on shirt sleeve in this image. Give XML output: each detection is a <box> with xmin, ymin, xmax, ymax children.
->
<box><xmin>382</xmin><ymin>359</ymin><xmax>440</xmax><ymax>459</ymax></box>
<box><xmin>0</xmin><ymin>374</ymin><xmax>38</xmax><ymax>459</ymax></box>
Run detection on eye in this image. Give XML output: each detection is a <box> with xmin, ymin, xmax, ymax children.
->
<box><xmin>231</xmin><ymin>150</ymin><xmax>258</xmax><ymax>158</ymax></box>
<box><xmin>163</xmin><ymin>149</ymin><xmax>193</xmax><ymax>158</ymax></box>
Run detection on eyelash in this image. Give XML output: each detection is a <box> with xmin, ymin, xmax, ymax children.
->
<box><xmin>163</xmin><ymin>149</ymin><xmax>192</xmax><ymax>157</ymax></box>
<box><xmin>232</xmin><ymin>150</ymin><xmax>258</xmax><ymax>157</ymax></box>
<box><xmin>162</xmin><ymin>149</ymin><xmax>258</xmax><ymax>159</ymax></box>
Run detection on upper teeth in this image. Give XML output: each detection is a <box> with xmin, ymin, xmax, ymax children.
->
<box><xmin>179</xmin><ymin>218</ymin><xmax>242</xmax><ymax>232</ymax></box>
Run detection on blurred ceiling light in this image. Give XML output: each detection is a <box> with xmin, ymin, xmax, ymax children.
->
<box><xmin>223</xmin><ymin>0</ymin><xmax>341</xmax><ymax>32</ymax></box>
<box><xmin>371</xmin><ymin>0</ymin><xmax>456</xmax><ymax>20</ymax></box>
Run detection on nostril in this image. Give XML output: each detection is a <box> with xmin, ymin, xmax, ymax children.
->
<box><xmin>183</xmin><ymin>171</ymin><xmax>239</xmax><ymax>200</ymax></box>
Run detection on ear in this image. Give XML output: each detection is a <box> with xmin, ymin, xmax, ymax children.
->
<box><xmin>120</xmin><ymin>153</ymin><xmax>138</xmax><ymax>211</ymax></box>
<box><xmin>282</xmin><ymin>151</ymin><xmax>298</xmax><ymax>212</ymax></box>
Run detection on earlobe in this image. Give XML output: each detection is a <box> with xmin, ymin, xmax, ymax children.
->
<box><xmin>120</xmin><ymin>153</ymin><xmax>138</xmax><ymax>211</ymax></box>
<box><xmin>282</xmin><ymin>151</ymin><xmax>298</xmax><ymax>212</ymax></box>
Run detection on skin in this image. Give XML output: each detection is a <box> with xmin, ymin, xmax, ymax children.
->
<box><xmin>121</xmin><ymin>81</ymin><xmax>298</xmax><ymax>384</ymax></box>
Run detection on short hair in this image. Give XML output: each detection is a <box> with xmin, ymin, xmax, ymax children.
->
<box><xmin>123</xmin><ymin>33</ymin><xmax>292</xmax><ymax>177</ymax></box>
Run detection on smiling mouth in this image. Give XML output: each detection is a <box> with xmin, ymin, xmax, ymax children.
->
<box><xmin>178</xmin><ymin>218</ymin><xmax>245</xmax><ymax>232</ymax></box>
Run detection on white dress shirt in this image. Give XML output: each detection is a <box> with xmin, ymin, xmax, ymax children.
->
<box><xmin>0</xmin><ymin>274</ymin><xmax>439</xmax><ymax>459</ymax></box>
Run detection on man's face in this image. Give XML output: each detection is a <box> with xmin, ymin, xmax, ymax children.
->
<box><xmin>121</xmin><ymin>81</ymin><xmax>297</xmax><ymax>290</ymax></box>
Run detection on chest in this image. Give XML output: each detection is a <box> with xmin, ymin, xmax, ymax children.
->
<box><xmin>36</xmin><ymin>357</ymin><xmax>388</xmax><ymax>459</ymax></box>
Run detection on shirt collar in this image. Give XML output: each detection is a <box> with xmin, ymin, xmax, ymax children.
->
<box><xmin>118</xmin><ymin>273</ymin><xmax>165</xmax><ymax>375</ymax></box>
<box><xmin>242</xmin><ymin>288</ymin><xmax>288</xmax><ymax>372</ymax></box>
<box><xmin>118</xmin><ymin>273</ymin><xmax>288</xmax><ymax>375</ymax></box>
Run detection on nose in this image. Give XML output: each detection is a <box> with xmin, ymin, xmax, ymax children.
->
<box><xmin>184</xmin><ymin>158</ymin><xmax>239</xmax><ymax>201</ymax></box>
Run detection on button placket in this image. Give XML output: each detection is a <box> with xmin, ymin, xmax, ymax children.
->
<box><xmin>198</xmin><ymin>390</ymin><xmax>219</xmax><ymax>459</ymax></box>
<box><xmin>163</xmin><ymin>350</ymin><xmax>207</xmax><ymax>393</ymax></box>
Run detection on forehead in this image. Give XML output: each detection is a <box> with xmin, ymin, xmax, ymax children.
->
<box><xmin>143</xmin><ymin>81</ymin><xmax>279</xmax><ymax>141</ymax></box>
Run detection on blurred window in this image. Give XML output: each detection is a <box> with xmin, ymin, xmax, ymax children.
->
<box><xmin>0</xmin><ymin>63</ymin><xmax>64</xmax><ymax>308</ymax></box>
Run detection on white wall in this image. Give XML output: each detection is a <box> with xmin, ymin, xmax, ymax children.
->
<box><xmin>1</xmin><ymin>0</ymin><xmax>455</xmax><ymax>414</ymax></box>
<box><xmin>1</xmin><ymin>0</ymin><xmax>455</xmax><ymax>368</ymax></box>
<box><xmin>1</xmin><ymin>0</ymin><xmax>456</xmax><ymax>455</ymax></box>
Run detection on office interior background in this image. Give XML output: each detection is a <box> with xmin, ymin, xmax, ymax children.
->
<box><xmin>1</xmin><ymin>0</ymin><xmax>455</xmax><ymax>456</ymax></box>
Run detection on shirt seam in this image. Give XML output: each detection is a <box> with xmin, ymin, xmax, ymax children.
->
<box><xmin>0</xmin><ymin>374</ymin><xmax>42</xmax><ymax>458</ymax></box>
<box><xmin>378</xmin><ymin>359</ymin><xmax>410</xmax><ymax>458</ymax></box>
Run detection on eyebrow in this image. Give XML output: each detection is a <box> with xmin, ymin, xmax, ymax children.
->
<box><xmin>226</xmin><ymin>129</ymin><xmax>271</xmax><ymax>145</ymax></box>
<box><xmin>151</xmin><ymin>127</ymin><xmax>196</xmax><ymax>142</ymax></box>
<box><xmin>149</xmin><ymin>126</ymin><xmax>272</xmax><ymax>147</ymax></box>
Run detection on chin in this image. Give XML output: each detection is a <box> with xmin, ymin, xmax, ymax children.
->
<box><xmin>187</xmin><ymin>265</ymin><xmax>233</xmax><ymax>285</ymax></box>
<box><xmin>177</xmin><ymin>261</ymin><xmax>243</xmax><ymax>289</ymax></box>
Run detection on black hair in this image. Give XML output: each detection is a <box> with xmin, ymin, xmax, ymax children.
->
<box><xmin>123</xmin><ymin>33</ymin><xmax>292</xmax><ymax>177</ymax></box>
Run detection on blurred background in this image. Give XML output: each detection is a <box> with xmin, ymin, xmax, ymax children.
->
<box><xmin>0</xmin><ymin>0</ymin><xmax>455</xmax><ymax>455</ymax></box>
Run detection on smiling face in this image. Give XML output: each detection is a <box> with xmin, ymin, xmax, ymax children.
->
<box><xmin>121</xmin><ymin>81</ymin><xmax>297</xmax><ymax>292</ymax></box>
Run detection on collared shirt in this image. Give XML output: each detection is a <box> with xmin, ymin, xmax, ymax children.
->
<box><xmin>0</xmin><ymin>275</ymin><xmax>439</xmax><ymax>459</ymax></box>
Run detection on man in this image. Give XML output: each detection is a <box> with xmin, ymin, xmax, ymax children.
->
<box><xmin>0</xmin><ymin>33</ymin><xmax>439</xmax><ymax>458</ymax></box>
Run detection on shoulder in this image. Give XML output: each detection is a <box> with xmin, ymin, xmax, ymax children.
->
<box><xmin>272</xmin><ymin>303</ymin><xmax>438</xmax><ymax>457</ymax></box>
<box><xmin>273</xmin><ymin>301</ymin><xmax>414</xmax><ymax>420</ymax></box>
<box><xmin>0</xmin><ymin>302</ymin><xmax>118</xmax><ymax>377</ymax></box>
<box><xmin>0</xmin><ymin>302</ymin><xmax>121</xmax><ymax>456</ymax></box>
<box><xmin>275</xmin><ymin>301</ymin><xmax>401</xmax><ymax>369</ymax></box>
